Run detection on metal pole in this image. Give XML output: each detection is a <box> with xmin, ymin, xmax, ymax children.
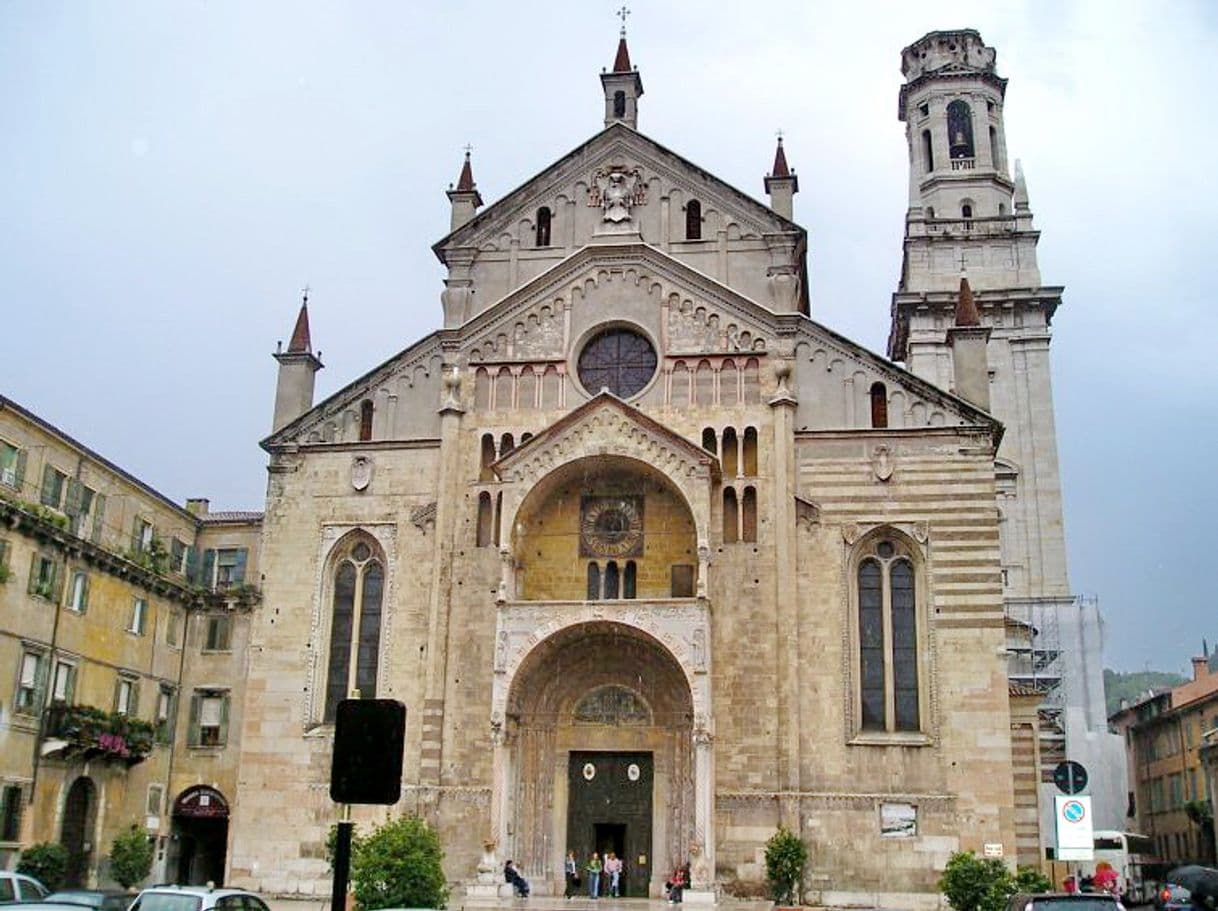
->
<box><xmin>332</xmin><ymin>806</ymin><xmax>353</xmax><ymax>911</ymax></box>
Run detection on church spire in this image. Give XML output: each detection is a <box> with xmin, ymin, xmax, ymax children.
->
<box><xmin>764</xmin><ymin>134</ymin><xmax>799</xmax><ymax>220</ymax></box>
<box><xmin>272</xmin><ymin>287</ymin><xmax>324</xmax><ymax>433</ymax></box>
<box><xmin>446</xmin><ymin>146</ymin><xmax>483</xmax><ymax>232</ymax></box>
<box><xmin>954</xmin><ymin>273</ymin><xmax>981</xmax><ymax>327</ymax></box>
<box><xmin>601</xmin><ymin>7</ymin><xmax>643</xmax><ymax>130</ymax></box>
<box><xmin>287</xmin><ymin>290</ymin><xmax>313</xmax><ymax>353</ymax></box>
<box><xmin>947</xmin><ymin>272</ymin><xmax>991</xmax><ymax>410</ymax></box>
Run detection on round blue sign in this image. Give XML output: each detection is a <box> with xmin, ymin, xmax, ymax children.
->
<box><xmin>1062</xmin><ymin>799</ymin><xmax>1086</xmax><ymax>823</ymax></box>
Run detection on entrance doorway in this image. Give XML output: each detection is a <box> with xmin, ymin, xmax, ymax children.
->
<box><xmin>60</xmin><ymin>777</ymin><xmax>96</xmax><ymax>887</ymax></box>
<box><xmin>169</xmin><ymin>786</ymin><xmax>229</xmax><ymax>885</ymax></box>
<box><xmin>567</xmin><ymin>752</ymin><xmax>652</xmax><ymax>897</ymax></box>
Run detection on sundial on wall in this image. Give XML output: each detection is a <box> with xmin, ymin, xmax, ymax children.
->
<box><xmin>580</xmin><ymin>496</ymin><xmax>644</xmax><ymax>558</ymax></box>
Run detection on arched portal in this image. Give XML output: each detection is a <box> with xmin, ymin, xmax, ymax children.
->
<box><xmin>60</xmin><ymin>776</ymin><xmax>96</xmax><ymax>887</ymax></box>
<box><xmin>499</xmin><ymin>622</ymin><xmax>696</xmax><ymax>897</ymax></box>
<box><xmin>169</xmin><ymin>785</ymin><xmax>229</xmax><ymax>885</ymax></box>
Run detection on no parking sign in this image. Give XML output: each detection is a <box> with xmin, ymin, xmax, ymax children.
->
<box><xmin>1055</xmin><ymin>795</ymin><xmax>1094</xmax><ymax>861</ymax></box>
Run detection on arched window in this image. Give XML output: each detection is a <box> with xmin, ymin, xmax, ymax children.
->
<box><xmin>474</xmin><ymin>368</ymin><xmax>491</xmax><ymax>410</ymax></box>
<box><xmin>494</xmin><ymin>491</ymin><xmax>503</xmax><ymax>547</ymax></box>
<box><xmin>723</xmin><ymin>488</ymin><xmax>739</xmax><ymax>544</ymax></box>
<box><xmin>743</xmin><ymin>358</ymin><xmax>761</xmax><ymax>403</ymax></box>
<box><xmin>870</xmin><ymin>382</ymin><xmax>889</xmax><ymax>429</ymax></box>
<box><xmin>500</xmin><ymin>433</ymin><xmax>515</xmax><ymax>457</ymax></box>
<box><xmin>604</xmin><ymin>561</ymin><xmax>620</xmax><ymax>599</ymax></box>
<box><xmin>670</xmin><ymin>361</ymin><xmax>690</xmax><ymax>406</ymax></box>
<box><xmin>535</xmin><ymin>207</ymin><xmax>552</xmax><ymax>247</ymax></box>
<box><xmin>476</xmin><ymin>492</ymin><xmax>493</xmax><ymax>547</ymax></box>
<box><xmin>685</xmin><ymin>200</ymin><xmax>702</xmax><ymax>240</ymax></box>
<box><xmin>324</xmin><ymin>537</ymin><xmax>385</xmax><ymax>721</ymax></box>
<box><xmin>961</xmin><ymin>203</ymin><xmax>973</xmax><ymax>219</ymax></box>
<box><xmin>921</xmin><ymin>129</ymin><xmax>934</xmax><ymax>173</ymax></box>
<box><xmin>694</xmin><ymin>360</ymin><xmax>714</xmax><ymax>405</ymax></box>
<box><xmin>854</xmin><ymin>535</ymin><xmax>922</xmax><ymax>733</ymax></box>
<box><xmin>517</xmin><ymin>368</ymin><xmax>537</xmax><ymax>410</ymax></box>
<box><xmin>947</xmin><ymin>100</ymin><xmax>974</xmax><ymax>159</ymax></box>
<box><xmin>742</xmin><ymin>427</ymin><xmax>758</xmax><ymax>476</ymax></box>
<box><xmin>520</xmin><ymin>432</ymin><xmax>533</xmax><ymax>443</ymax></box>
<box><xmin>741</xmin><ymin>486</ymin><xmax>757</xmax><ymax>543</ymax></box>
<box><xmin>722</xmin><ymin>427</ymin><xmax>739</xmax><ymax>477</ymax></box>
<box><xmin>720</xmin><ymin>359</ymin><xmax>739</xmax><ymax>405</ymax></box>
<box><xmin>613</xmin><ymin>90</ymin><xmax>626</xmax><ymax>119</ymax></box>
<box><xmin>479</xmin><ymin>434</ymin><xmax>496</xmax><ymax>482</ymax></box>
<box><xmin>702</xmin><ymin>428</ymin><xmax>717</xmax><ymax>454</ymax></box>
<box><xmin>494</xmin><ymin>368</ymin><xmax>513</xmax><ymax>411</ymax></box>
<box><xmin>541</xmin><ymin>365</ymin><xmax>561</xmax><ymax>409</ymax></box>
<box><xmin>624</xmin><ymin>561</ymin><xmax>637</xmax><ymax>599</ymax></box>
<box><xmin>926</xmin><ymin>207</ymin><xmax>936</xmax><ymax>220</ymax></box>
<box><xmin>359</xmin><ymin>399</ymin><xmax>374</xmax><ymax>442</ymax></box>
<box><xmin>587</xmin><ymin>563</ymin><xmax>601</xmax><ymax>601</ymax></box>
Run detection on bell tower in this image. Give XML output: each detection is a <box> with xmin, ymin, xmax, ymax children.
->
<box><xmin>601</xmin><ymin>8</ymin><xmax>643</xmax><ymax>130</ymax></box>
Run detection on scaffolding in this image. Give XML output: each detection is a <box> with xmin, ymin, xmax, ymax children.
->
<box><xmin>1006</xmin><ymin>598</ymin><xmax>1065</xmax><ymax>780</ymax></box>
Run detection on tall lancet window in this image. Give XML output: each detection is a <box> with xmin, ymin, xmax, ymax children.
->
<box><xmin>685</xmin><ymin>200</ymin><xmax>702</xmax><ymax>240</ymax></box>
<box><xmin>535</xmin><ymin>207</ymin><xmax>552</xmax><ymax>247</ymax></box>
<box><xmin>324</xmin><ymin>536</ymin><xmax>385</xmax><ymax>722</ymax></box>
<box><xmin>613</xmin><ymin>90</ymin><xmax>626</xmax><ymax>119</ymax></box>
<box><xmin>947</xmin><ymin>100</ymin><xmax>975</xmax><ymax>159</ymax></box>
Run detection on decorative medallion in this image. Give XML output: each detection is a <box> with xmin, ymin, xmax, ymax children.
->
<box><xmin>351</xmin><ymin>455</ymin><xmax>374</xmax><ymax>491</ymax></box>
<box><xmin>588</xmin><ymin>166</ymin><xmax>647</xmax><ymax>225</ymax></box>
<box><xmin>627</xmin><ymin>763</ymin><xmax>641</xmax><ymax>782</ymax></box>
<box><xmin>583</xmin><ymin>762</ymin><xmax>596</xmax><ymax>781</ymax></box>
<box><xmin>580</xmin><ymin>496</ymin><xmax>644</xmax><ymax>558</ymax></box>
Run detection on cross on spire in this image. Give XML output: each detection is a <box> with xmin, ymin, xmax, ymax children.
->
<box><xmin>463</xmin><ymin>143</ymin><xmax>472</xmax><ymax>157</ymax></box>
<box><xmin>301</xmin><ymin>284</ymin><xmax>310</xmax><ymax>305</ymax></box>
<box><xmin>616</xmin><ymin>5</ymin><xmax>630</xmax><ymax>36</ymax></box>
<box><xmin>776</xmin><ymin>129</ymin><xmax>784</xmax><ymax>141</ymax></box>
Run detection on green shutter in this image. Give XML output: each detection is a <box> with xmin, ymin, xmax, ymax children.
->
<box><xmin>79</xmin><ymin>574</ymin><xmax>89</xmax><ymax>613</ymax></box>
<box><xmin>65</xmin><ymin>664</ymin><xmax>77</xmax><ymax>703</ymax></box>
<box><xmin>185</xmin><ymin>545</ymin><xmax>198</xmax><ymax>583</ymax></box>
<box><xmin>40</xmin><ymin>465</ymin><xmax>56</xmax><ymax>506</ymax></box>
<box><xmin>91</xmin><ymin>493</ymin><xmax>106</xmax><ymax>543</ymax></box>
<box><xmin>113</xmin><ymin>676</ymin><xmax>123</xmax><ymax>713</ymax></box>
<box><xmin>130</xmin><ymin>680</ymin><xmax>140</xmax><ymax>718</ymax></box>
<box><xmin>50</xmin><ymin>560</ymin><xmax>64</xmax><ymax>603</ymax></box>
<box><xmin>168</xmin><ymin>688</ymin><xmax>179</xmax><ymax>742</ymax></box>
<box><xmin>33</xmin><ymin>655</ymin><xmax>49</xmax><ymax>712</ymax></box>
<box><xmin>201</xmin><ymin>549</ymin><xmax>216</xmax><ymax>589</ymax></box>
<box><xmin>218</xmin><ymin>693</ymin><xmax>230</xmax><ymax>746</ymax></box>
<box><xmin>64</xmin><ymin>479</ymin><xmax>82</xmax><ymax>517</ymax></box>
<box><xmin>131</xmin><ymin>518</ymin><xmax>142</xmax><ymax>553</ymax></box>
<box><xmin>232</xmin><ymin>548</ymin><xmax>248</xmax><ymax>584</ymax></box>
<box><xmin>27</xmin><ymin>553</ymin><xmax>40</xmax><ymax>596</ymax></box>
<box><xmin>13</xmin><ymin>450</ymin><xmax>27</xmax><ymax>491</ymax></box>
<box><xmin>187</xmin><ymin>692</ymin><xmax>201</xmax><ymax>746</ymax></box>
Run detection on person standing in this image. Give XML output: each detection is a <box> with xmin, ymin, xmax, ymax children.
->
<box><xmin>605</xmin><ymin>852</ymin><xmax>622</xmax><ymax>898</ymax></box>
<box><xmin>564</xmin><ymin>851</ymin><xmax>579</xmax><ymax>900</ymax></box>
<box><xmin>586</xmin><ymin>852</ymin><xmax>602</xmax><ymax>899</ymax></box>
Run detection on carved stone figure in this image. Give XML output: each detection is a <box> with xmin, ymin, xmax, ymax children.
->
<box><xmin>589</xmin><ymin>167</ymin><xmax>646</xmax><ymax>227</ymax></box>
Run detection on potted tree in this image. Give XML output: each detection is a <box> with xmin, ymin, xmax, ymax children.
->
<box><xmin>764</xmin><ymin>826</ymin><xmax>807</xmax><ymax>909</ymax></box>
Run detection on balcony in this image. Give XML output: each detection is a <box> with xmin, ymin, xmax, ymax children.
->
<box><xmin>41</xmin><ymin>702</ymin><xmax>155</xmax><ymax>765</ymax></box>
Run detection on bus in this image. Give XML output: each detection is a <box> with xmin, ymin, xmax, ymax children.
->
<box><xmin>1085</xmin><ymin>830</ymin><xmax>1158</xmax><ymax>905</ymax></box>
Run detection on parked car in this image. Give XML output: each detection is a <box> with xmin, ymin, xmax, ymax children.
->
<box><xmin>46</xmin><ymin>890</ymin><xmax>137</xmax><ymax>911</ymax></box>
<box><xmin>129</xmin><ymin>885</ymin><xmax>272</xmax><ymax>911</ymax></box>
<box><xmin>1007</xmin><ymin>894</ymin><xmax>1127</xmax><ymax>911</ymax></box>
<box><xmin>1155</xmin><ymin>884</ymin><xmax>1193</xmax><ymax>911</ymax></box>
<box><xmin>0</xmin><ymin>872</ymin><xmax>48</xmax><ymax>904</ymax></box>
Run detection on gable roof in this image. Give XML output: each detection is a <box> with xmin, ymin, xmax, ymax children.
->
<box><xmin>432</xmin><ymin>122</ymin><xmax>802</xmax><ymax>263</ymax></box>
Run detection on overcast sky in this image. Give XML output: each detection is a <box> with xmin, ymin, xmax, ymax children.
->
<box><xmin>2</xmin><ymin>1</ymin><xmax>1215</xmax><ymax>673</ymax></box>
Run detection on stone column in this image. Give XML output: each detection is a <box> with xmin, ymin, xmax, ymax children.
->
<box><xmin>685</xmin><ymin>726</ymin><xmax>716</xmax><ymax>904</ymax></box>
<box><xmin>770</xmin><ymin>361</ymin><xmax>801</xmax><ymax>792</ymax></box>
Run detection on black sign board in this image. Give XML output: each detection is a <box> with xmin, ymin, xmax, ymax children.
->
<box><xmin>330</xmin><ymin>698</ymin><xmax>406</xmax><ymax>805</ymax></box>
<box><xmin>1053</xmin><ymin>760</ymin><xmax>1088</xmax><ymax>795</ymax></box>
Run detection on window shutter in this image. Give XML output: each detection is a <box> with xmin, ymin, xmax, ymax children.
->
<box><xmin>130</xmin><ymin>680</ymin><xmax>140</xmax><ymax>718</ymax></box>
<box><xmin>51</xmin><ymin>560</ymin><xmax>64</xmax><ymax>603</ymax></box>
<box><xmin>40</xmin><ymin>465</ymin><xmax>56</xmax><ymax>506</ymax></box>
<box><xmin>64</xmin><ymin>479</ymin><xmax>83</xmax><ymax>517</ymax></box>
<box><xmin>14</xmin><ymin>450</ymin><xmax>27</xmax><ymax>490</ymax></box>
<box><xmin>66</xmin><ymin>664</ymin><xmax>77</xmax><ymax>703</ymax></box>
<box><xmin>187</xmin><ymin>692</ymin><xmax>201</xmax><ymax>746</ymax></box>
<box><xmin>87</xmin><ymin>492</ymin><xmax>104</xmax><ymax>542</ymax></box>
<box><xmin>113</xmin><ymin>676</ymin><xmax>123</xmax><ymax>713</ymax></box>
<box><xmin>80</xmin><ymin>574</ymin><xmax>89</xmax><ymax>613</ymax></box>
<box><xmin>131</xmin><ymin>518</ymin><xmax>142</xmax><ymax>552</ymax></box>
<box><xmin>168</xmin><ymin>688</ymin><xmax>179</xmax><ymax>741</ymax></box>
<box><xmin>27</xmin><ymin>553</ymin><xmax>40</xmax><ymax>595</ymax></box>
<box><xmin>218</xmin><ymin>693</ymin><xmax>230</xmax><ymax>746</ymax></box>
<box><xmin>185</xmin><ymin>545</ymin><xmax>199</xmax><ymax>583</ymax></box>
<box><xmin>232</xmin><ymin>548</ymin><xmax>248</xmax><ymax>585</ymax></box>
<box><xmin>33</xmin><ymin>655</ymin><xmax>49</xmax><ymax>712</ymax></box>
<box><xmin>201</xmin><ymin>549</ymin><xmax>216</xmax><ymax>589</ymax></box>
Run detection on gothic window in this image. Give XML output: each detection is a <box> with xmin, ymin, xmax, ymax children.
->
<box><xmin>722</xmin><ymin>427</ymin><xmax>739</xmax><ymax>477</ymax></box>
<box><xmin>870</xmin><ymin>382</ymin><xmax>889</xmax><ymax>429</ymax></box>
<box><xmin>359</xmin><ymin>399</ymin><xmax>374</xmax><ymax>442</ymax></box>
<box><xmin>922</xmin><ymin>130</ymin><xmax>934</xmax><ymax>173</ymax></box>
<box><xmin>477</xmin><ymin>492</ymin><xmax>494</xmax><ymax>547</ymax></box>
<box><xmin>854</xmin><ymin>534</ymin><xmax>923</xmax><ymax>734</ymax></box>
<box><xmin>576</xmin><ymin>327</ymin><xmax>657</xmax><ymax>399</ymax></box>
<box><xmin>723</xmin><ymin>488</ymin><xmax>738</xmax><ymax>543</ymax></box>
<box><xmin>947</xmin><ymin>100</ymin><xmax>974</xmax><ymax>159</ymax></box>
<box><xmin>741</xmin><ymin>486</ymin><xmax>757</xmax><ymax>543</ymax></box>
<box><xmin>535</xmin><ymin>207</ymin><xmax>552</xmax><ymax>247</ymax></box>
<box><xmin>742</xmin><ymin>427</ymin><xmax>758</xmax><ymax>475</ymax></box>
<box><xmin>613</xmin><ymin>90</ymin><xmax>626</xmax><ymax>119</ymax></box>
<box><xmin>494</xmin><ymin>492</ymin><xmax>503</xmax><ymax>547</ymax></box>
<box><xmin>702</xmin><ymin>428</ymin><xmax>717</xmax><ymax>454</ymax></box>
<box><xmin>324</xmin><ymin>537</ymin><xmax>385</xmax><ymax>722</ymax></box>
<box><xmin>685</xmin><ymin>200</ymin><xmax>702</xmax><ymax>240</ymax></box>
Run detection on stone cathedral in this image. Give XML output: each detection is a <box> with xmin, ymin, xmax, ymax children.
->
<box><xmin>229</xmin><ymin>29</ymin><xmax>1075</xmax><ymax>905</ymax></box>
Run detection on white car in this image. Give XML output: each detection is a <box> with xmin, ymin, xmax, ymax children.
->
<box><xmin>129</xmin><ymin>886</ymin><xmax>272</xmax><ymax>911</ymax></box>
<box><xmin>0</xmin><ymin>871</ymin><xmax>49</xmax><ymax>903</ymax></box>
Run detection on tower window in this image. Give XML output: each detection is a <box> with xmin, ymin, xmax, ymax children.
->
<box><xmin>870</xmin><ymin>382</ymin><xmax>889</xmax><ymax>429</ymax></box>
<box><xmin>961</xmin><ymin>203</ymin><xmax>973</xmax><ymax>219</ymax></box>
<box><xmin>702</xmin><ymin>427</ymin><xmax>717</xmax><ymax>454</ymax></box>
<box><xmin>741</xmin><ymin>486</ymin><xmax>758</xmax><ymax>543</ymax></box>
<box><xmin>604</xmin><ymin>561</ymin><xmax>620</xmax><ymax>599</ymax></box>
<box><xmin>535</xmin><ymin>207</ymin><xmax>552</xmax><ymax>247</ymax></box>
<box><xmin>922</xmin><ymin>130</ymin><xmax>934</xmax><ymax>173</ymax></box>
<box><xmin>480</xmin><ymin>433</ymin><xmax>496</xmax><ymax>482</ymax></box>
<box><xmin>989</xmin><ymin>126</ymin><xmax>1001</xmax><ymax>170</ymax></box>
<box><xmin>613</xmin><ymin>90</ymin><xmax>626</xmax><ymax>119</ymax></box>
<box><xmin>623</xmin><ymin>561</ymin><xmax>637</xmax><ymax>599</ymax></box>
<box><xmin>722</xmin><ymin>427</ymin><xmax>739</xmax><ymax>477</ymax></box>
<box><xmin>723</xmin><ymin>488</ymin><xmax>739</xmax><ymax>544</ymax></box>
<box><xmin>359</xmin><ymin>399</ymin><xmax>374</xmax><ymax>442</ymax></box>
<box><xmin>742</xmin><ymin>427</ymin><xmax>758</xmax><ymax>476</ymax></box>
<box><xmin>685</xmin><ymin>200</ymin><xmax>702</xmax><ymax>240</ymax></box>
<box><xmin>918</xmin><ymin>103</ymin><xmax>929</xmax><ymax>118</ymax></box>
<box><xmin>587</xmin><ymin>562</ymin><xmax>601</xmax><ymax>600</ymax></box>
<box><xmin>476</xmin><ymin>492</ymin><xmax>493</xmax><ymax>547</ymax></box>
<box><xmin>947</xmin><ymin>100</ymin><xmax>975</xmax><ymax>159</ymax></box>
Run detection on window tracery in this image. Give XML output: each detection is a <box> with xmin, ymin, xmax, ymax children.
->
<box><xmin>323</xmin><ymin>535</ymin><xmax>385</xmax><ymax>722</ymax></box>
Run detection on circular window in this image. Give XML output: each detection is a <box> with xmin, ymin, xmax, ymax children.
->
<box><xmin>577</xmin><ymin>327</ymin><xmax>657</xmax><ymax>399</ymax></box>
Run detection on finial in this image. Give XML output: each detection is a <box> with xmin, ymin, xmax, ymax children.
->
<box><xmin>463</xmin><ymin>143</ymin><xmax>472</xmax><ymax>159</ymax></box>
<box><xmin>616</xmin><ymin>5</ymin><xmax>630</xmax><ymax>37</ymax></box>
<box><xmin>301</xmin><ymin>283</ymin><xmax>310</xmax><ymax>306</ymax></box>
<box><xmin>776</xmin><ymin>129</ymin><xmax>784</xmax><ymax>142</ymax></box>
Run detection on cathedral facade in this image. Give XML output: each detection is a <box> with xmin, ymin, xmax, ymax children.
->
<box><xmin>229</xmin><ymin>30</ymin><xmax>1062</xmax><ymax>904</ymax></box>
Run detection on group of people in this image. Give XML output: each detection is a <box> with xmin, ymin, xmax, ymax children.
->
<box><xmin>563</xmin><ymin>850</ymin><xmax>625</xmax><ymax>899</ymax></box>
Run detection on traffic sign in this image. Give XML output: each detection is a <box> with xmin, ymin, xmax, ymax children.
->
<box><xmin>1054</xmin><ymin>794</ymin><xmax>1094</xmax><ymax>861</ymax></box>
<box><xmin>1053</xmin><ymin>760</ymin><xmax>1088</xmax><ymax>795</ymax></box>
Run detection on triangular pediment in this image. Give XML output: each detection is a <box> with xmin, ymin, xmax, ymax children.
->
<box><xmin>434</xmin><ymin>123</ymin><xmax>799</xmax><ymax>263</ymax></box>
<box><xmin>492</xmin><ymin>391</ymin><xmax>720</xmax><ymax>484</ymax></box>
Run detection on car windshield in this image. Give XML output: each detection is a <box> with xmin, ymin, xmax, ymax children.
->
<box><xmin>1167</xmin><ymin>885</ymin><xmax>1192</xmax><ymax>900</ymax></box>
<box><xmin>1031</xmin><ymin>900</ymin><xmax>1118</xmax><ymax>911</ymax></box>
<box><xmin>46</xmin><ymin>892</ymin><xmax>103</xmax><ymax>907</ymax></box>
<box><xmin>135</xmin><ymin>894</ymin><xmax>203</xmax><ymax>911</ymax></box>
